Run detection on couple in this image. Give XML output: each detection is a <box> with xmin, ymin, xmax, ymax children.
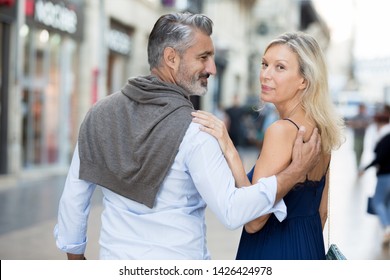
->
<box><xmin>54</xmin><ymin>12</ymin><xmax>344</xmax><ymax>260</ymax></box>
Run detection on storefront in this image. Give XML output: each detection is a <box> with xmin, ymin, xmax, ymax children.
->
<box><xmin>0</xmin><ymin>0</ymin><xmax>17</xmax><ymax>174</ymax></box>
<box><xmin>21</xmin><ymin>0</ymin><xmax>84</xmax><ymax>169</ymax></box>
<box><xmin>106</xmin><ymin>19</ymin><xmax>133</xmax><ymax>95</ymax></box>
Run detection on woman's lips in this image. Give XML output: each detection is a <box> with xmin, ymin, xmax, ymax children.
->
<box><xmin>261</xmin><ymin>85</ymin><xmax>273</xmax><ymax>92</ymax></box>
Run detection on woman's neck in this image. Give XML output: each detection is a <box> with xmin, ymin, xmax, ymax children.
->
<box><xmin>279</xmin><ymin>102</ymin><xmax>301</xmax><ymax>119</ymax></box>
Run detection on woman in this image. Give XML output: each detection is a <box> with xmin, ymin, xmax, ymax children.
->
<box><xmin>192</xmin><ymin>32</ymin><xmax>345</xmax><ymax>259</ymax></box>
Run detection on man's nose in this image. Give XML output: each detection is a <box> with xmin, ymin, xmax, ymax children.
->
<box><xmin>206</xmin><ymin>59</ymin><xmax>217</xmax><ymax>75</ymax></box>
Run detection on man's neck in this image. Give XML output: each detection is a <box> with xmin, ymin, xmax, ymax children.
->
<box><xmin>151</xmin><ymin>68</ymin><xmax>176</xmax><ymax>85</ymax></box>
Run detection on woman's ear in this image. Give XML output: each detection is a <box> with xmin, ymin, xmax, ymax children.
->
<box><xmin>299</xmin><ymin>78</ymin><xmax>307</xmax><ymax>90</ymax></box>
<box><xmin>163</xmin><ymin>47</ymin><xmax>179</xmax><ymax>70</ymax></box>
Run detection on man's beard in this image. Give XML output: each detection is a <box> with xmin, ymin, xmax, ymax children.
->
<box><xmin>177</xmin><ymin>65</ymin><xmax>209</xmax><ymax>96</ymax></box>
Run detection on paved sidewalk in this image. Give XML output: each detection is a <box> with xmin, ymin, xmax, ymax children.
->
<box><xmin>0</xmin><ymin>131</ymin><xmax>389</xmax><ymax>260</ymax></box>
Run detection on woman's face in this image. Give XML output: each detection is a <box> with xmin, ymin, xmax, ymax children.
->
<box><xmin>259</xmin><ymin>44</ymin><xmax>306</xmax><ymax>106</ymax></box>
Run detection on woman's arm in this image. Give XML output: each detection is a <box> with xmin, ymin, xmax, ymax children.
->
<box><xmin>244</xmin><ymin>121</ymin><xmax>296</xmax><ymax>232</ymax></box>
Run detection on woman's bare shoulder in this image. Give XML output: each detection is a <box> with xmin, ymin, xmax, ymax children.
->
<box><xmin>265</xmin><ymin>119</ymin><xmax>298</xmax><ymax>140</ymax></box>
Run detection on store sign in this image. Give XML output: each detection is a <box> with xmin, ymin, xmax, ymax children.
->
<box><xmin>26</xmin><ymin>0</ymin><xmax>84</xmax><ymax>40</ymax></box>
<box><xmin>35</xmin><ymin>0</ymin><xmax>77</xmax><ymax>34</ymax></box>
<box><xmin>108</xmin><ymin>28</ymin><xmax>132</xmax><ymax>56</ymax></box>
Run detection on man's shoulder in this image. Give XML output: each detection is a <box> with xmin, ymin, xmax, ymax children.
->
<box><xmin>184</xmin><ymin>122</ymin><xmax>203</xmax><ymax>137</ymax></box>
<box><xmin>96</xmin><ymin>91</ymin><xmax>123</xmax><ymax>104</ymax></box>
<box><xmin>183</xmin><ymin>122</ymin><xmax>218</xmax><ymax>144</ymax></box>
<box><xmin>179</xmin><ymin>122</ymin><xmax>222</xmax><ymax>160</ymax></box>
<box><xmin>88</xmin><ymin>91</ymin><xmax>125</xmax><ymax>113</ymax></box>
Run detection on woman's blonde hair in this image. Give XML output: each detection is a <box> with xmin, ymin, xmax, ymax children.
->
<box><xmin>264</xmin><ymin>32</ymin><xmax>345</xmax><ymax>153</ymax></box>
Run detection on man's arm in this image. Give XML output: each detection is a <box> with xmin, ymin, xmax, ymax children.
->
<box><xmin>67</xmin><ymin>253</ymin><xmax>86</xmax><ymax>260</ymax></box>
<box><xmin>54</xmin><ymin>144</ymin><xmax>96</xmax><ymax>260</ymax></box>
<box><xmin>275</xmin><ymin>126</ymin><xmax>321</xmax><ymax>201</ymax></box>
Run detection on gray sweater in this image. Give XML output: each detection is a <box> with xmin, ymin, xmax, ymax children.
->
<box><xmin>78</xmin><ymin>75</ymin><xmax>194</xmax><ymax>208</ymax></box>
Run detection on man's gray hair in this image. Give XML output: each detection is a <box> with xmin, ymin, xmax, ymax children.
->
<box><xmin>147</xmin><ymin>12</ymin><xmax>213</xmax><ymax>69</ymax></box>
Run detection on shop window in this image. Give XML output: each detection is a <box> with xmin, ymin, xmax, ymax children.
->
<box><xmin>21</xmin><ymin>27</ymin><xmax>78</xmax><ymax>168</ymax></box>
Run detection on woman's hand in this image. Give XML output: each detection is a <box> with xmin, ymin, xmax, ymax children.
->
<box><xmin>192</xmin><ymin>110</ymin><xmax>250</xmax><ymax>188</ymax></box>
<box><xmin>191</xmin><ymin>110</ymin><xmax>231</xmax><ymax>155</ymax></box>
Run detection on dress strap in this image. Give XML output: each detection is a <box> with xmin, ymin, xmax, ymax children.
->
<box><xmin>284</xmin><ymin>118</ymin><xmax>330</xmax><ymax>180</ymax></box>
<box><xmin>283</xmin><ymin>118</ymin><xmax>308</xmax><ymax>179</ymax></box>
<box><xmin>283</xmin><ymin>118</ymin><xmax>299</xmax><ymax>130</ymax></box>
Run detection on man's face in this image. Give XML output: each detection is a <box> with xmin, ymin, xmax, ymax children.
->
<box><xmin>175</xmin><ymin>31</ymin><xmax>216</xmax><ymax>96</ymax></box>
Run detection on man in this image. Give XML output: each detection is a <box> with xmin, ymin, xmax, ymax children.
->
<box><xmin>225</xmin><ymin>94</ymin><xmax>245</xmax><ymax>147</ymax></box>
<box><xmin>54</xmin><ymin>12</ymin><xmax>320</xmax><ymax>260</ymax></box>
<box><xmin>347</xmin><ymin>103</ymin><xmax>371</xmax><ymax>168</ymax></box>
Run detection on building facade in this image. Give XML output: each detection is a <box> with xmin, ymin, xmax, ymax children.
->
<box><xmin>0</xmin><ymin>0</ymin><xmax>329</xmax><ymax>183</ymax></box>
<box><xmin>0</xmin><ymin>0</ymin><xmax>18</xmax><ymax>175</ymax></box>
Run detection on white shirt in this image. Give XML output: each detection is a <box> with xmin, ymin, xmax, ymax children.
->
<box><xmin>54</xmin><ymin>123</ymin><xmax>286</xmax><ymax>259</ymax></box>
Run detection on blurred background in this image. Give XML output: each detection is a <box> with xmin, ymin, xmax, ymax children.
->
<box><xmin>0</xmin><ymin>0</ymin><xmax>389</xmax><ymax>260</ymax></box>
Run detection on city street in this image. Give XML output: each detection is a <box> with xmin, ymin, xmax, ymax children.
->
<box><xmin>0</xmin><ymin>128</ymin><xmax>389</xmax><ymax>260</ymax></box>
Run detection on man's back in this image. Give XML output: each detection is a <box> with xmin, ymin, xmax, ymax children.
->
<box><xmin>99</xmin><ymin>124</ymin><xmax>210</xmax><ymax>259</ymax></box>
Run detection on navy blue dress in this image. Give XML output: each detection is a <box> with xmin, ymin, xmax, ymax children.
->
<box><xmin>236</xmin><ymin>120</ymin><xmax>328</xmax><ymax>260</ymax></box>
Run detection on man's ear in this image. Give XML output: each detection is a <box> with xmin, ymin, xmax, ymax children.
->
<box><xmin>163</xmin><ymin>47</ymin><xmax>179</xmax><ymax>70</ymax></box>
